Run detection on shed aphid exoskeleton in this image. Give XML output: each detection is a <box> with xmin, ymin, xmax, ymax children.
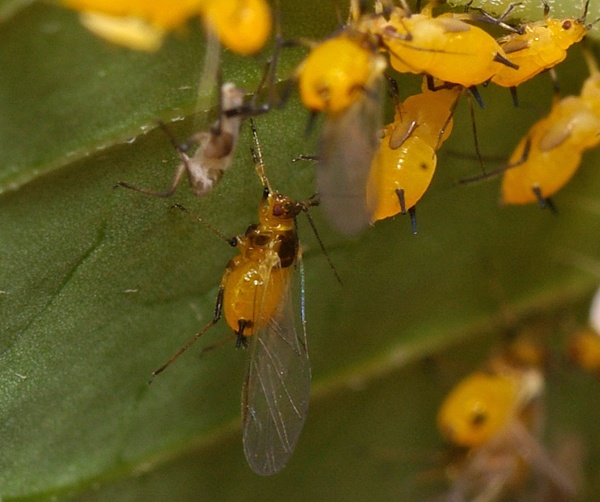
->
<box><xmin>116</xmin><ymin>82</ymin><xmax>245</xmax><ymax>198</ymax></box>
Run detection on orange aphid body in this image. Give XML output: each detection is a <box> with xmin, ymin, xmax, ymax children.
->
<box><xmin>366</xmin><ymin>82</ymin><xmax>460</xmax><ymax>223</ymax></box>
<box><xmin>502</xmin><ymin>50</ymin><xmax>600</xmax><ymax>205</ymax></box>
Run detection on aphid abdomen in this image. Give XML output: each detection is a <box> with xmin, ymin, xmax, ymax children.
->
<box><xmin>223</xmin><ymin>257</ymin><xmax>286</xmax><ymax>338</ymax></box>
<box><xmin>367</xmin><ymin>135</ymin><xmax>436</xmax><ymax>221</ymax></box>
<box><xmin>383</xmin><ymin>13</ymin><xmax>513</xmax><ymax>87</ymax></box>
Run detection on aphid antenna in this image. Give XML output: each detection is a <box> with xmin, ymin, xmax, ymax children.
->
<box><xmin>297</xmin><ymin>201</ymin><xmax>343</xmax><ymax>285</ymax></box>
<box><xmin>148</xmin><ymin>287</ymin><xmax>226</xmax><ymax>382</ymax></box>
<box><xmin>579</xmin><ymin>0</ymin><xmax>590</xmax><ymax>24</ymax></box>
<box><xmin>171</xmin><ymin>203</ymin><xmax>238</xmax><ymax>247</ymax></box>
<box><xmin>249</xmin><ymin>118</ymin><xmax>273</xmax><ymax>194</ymax></box>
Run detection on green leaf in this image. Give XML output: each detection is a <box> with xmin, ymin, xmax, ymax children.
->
<box><xmin>2</xmin><ymin>1</ymin><xmax>600</xmax><ymax>501</ymax></box>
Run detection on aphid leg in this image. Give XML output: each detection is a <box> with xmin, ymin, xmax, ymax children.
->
<box><xmin>114</xmin><ymin>120</ymin><xmax>202</xmax><ymax>199</ymax></box>
<box><xmin>493</xmin><ymin>52</ymin><xmax>519</xmax><ymax>71</ymax></box>
<box><xmin>465</xmin><ymin>91</ymin><xmax>486</xmax><ymax>174</ymax></box>
<box><xmin>465</xmin><ymin>2</ymin><xmax>524</xmax><ymax>34</ymax></box>
<box><xmin>113</xmin><ymin>121</ymin><xmax>194</xmax><ymax>198</ymax></box>
<box><xmin>408</xmin><ymin>207</ymin><xmax>417</xmax><ymax>235</ymax></box>
<box><xmin>435</xmin><ymin>87</ymin><xmax>462</xmax><ymax>152</ymax></box>
<box><xmin>224</xmin><ymin>4</ymin><xmax>288</xmax><ymax>119</ymax></box>
<box><xmin>532</xmin><ymin>186</ymin><xmax>557</xmax><ymax>214</ymax></box>
<box><xmin>386</xmin><ymin>74</ymin><xmax>402</xmax><ymax>114</ymax></box>
<box><xmin>149</xmin><ymin>286</ymin><xmax>226</xmax><ymax>382</ymax></box>
<box><xmin>509</xmin><ymin>86</ymin><xmax>519</xmax><ymax>107</ymax></box>
<box><xmin>548</xmin><ymin>68</ymin><xmax>561</xmax><ymax>101</ymax></box>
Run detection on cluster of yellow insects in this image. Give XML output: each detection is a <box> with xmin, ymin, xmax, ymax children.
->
<box><xmin>60</xmin><ymin>0</ymin><xmax>600</xmax><ymax>496</ymax></box>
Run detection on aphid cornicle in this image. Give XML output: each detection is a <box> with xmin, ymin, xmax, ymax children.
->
<box><xmin>152</xmin><ymin>120</ymin><xmax>314</xmax><ymax>476</ymax></box>
<box><xmin>295</xmin><ymin>18</ymin><xmax>387</xmax><ymax>235</ymax></box>
<box><xmin>116</xmin><ymin>82</ymin><xmax>245</xmax><ymax>198</ymax></box>
<box><xmin>501</xmin><ymin>48</ymin><xmax>600</xmax><ymax>207</ymax></box>
<box><xmin>365</xmin><ymin>1</ymin><xmax>518</xmax><ymax>88</ymax></box>
<box><xmin>366</xmin><ymin>79</ymin><xmax>462</xmax><ymax>231</ymax></box>
<box><xmin>491</xmin><ymin>0</ymin><xmax>593</xmax><ymax>90</ymax></box>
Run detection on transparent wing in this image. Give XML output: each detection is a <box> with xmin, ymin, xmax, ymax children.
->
<box><xmin>317</xmin><ymin>76</ymin><xmax>384</xmax><ymax>235</ymax></box>
<box><xmin>241</xmin><ymin>262</ymin><xmax>311</xmax><ymax>476</ymax></box>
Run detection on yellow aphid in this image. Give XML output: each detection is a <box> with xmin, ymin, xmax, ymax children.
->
<box><xmin>60</xmin><ymin>0</ymin><xmax>271</xmax><ymax>54</ymax></box>
<box><xmin>151</xmin><ymin>120</ymin><xmax>314</xmax><ymax>476</ymax></box>
<box><xmin>502</xmin><ymin>49</ymin><xmax>600</xmax><ymax>206</ymax></box>
<box><xmin>366</xmin><ymin>81</ymin><xmax>461</xmax><ymax>229</ymax></box>
<box><xmin>437</xmin><ymin>371</ymin><xmax>522</xmax><ymax>449</ymax></box>
<box><xmin>60</xmin><ymin>0</ymin><xmax>205</xmax><ymax>30</ymax></box>
<box><xmin>371</xmin><ymin>2</ymin><xmax>518</xmax><ymax>87</ymax></box>
<box><xmin>78</xmin><ymin>11</ymin><xmax>165</xmax><ymax>51</ymax></box>
<box><xmin>203</xmin><ymin>0</ymin><xmax>272</xmax><ymax>56</ymax></box>
<box><xmin>296</xmin><ymin>27</ymin><xmax>386</xmax><ymax>235</ymax></box>
<box><xmin>297</xmin><ymin>35</ymin><xmax>384</xmax><ymax>114</ymax></box>
<box><xmin>492</xmin><ymin>1</ymin><xmax>591</xmax><ymax>89</ymax></box>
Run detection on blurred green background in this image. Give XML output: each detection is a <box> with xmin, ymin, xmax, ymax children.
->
<box><xmin>1</xmin><ymin>0</ymin><xmax>600</xmax><ymax>500</ymax></box>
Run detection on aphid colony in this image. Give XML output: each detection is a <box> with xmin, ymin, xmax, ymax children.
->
<box><xmin>64</xmin><ymin>0</ymin><xmax>600</xmax><ymax>485</ymax></box>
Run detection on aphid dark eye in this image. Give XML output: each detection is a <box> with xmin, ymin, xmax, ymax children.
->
<box><xmin>263</xmin><ymin>186</ymin><xmax>270</xmax><ymax>198</ymax></box>
<box><xmin>562</xmin><ymin>20</ymin><xmax>572</xmax><ymax>30</ymax></box>
<box><xmin>273</xmin><ymin>204</ymin><xmax>285</xmax><ymax>217</ymax></box>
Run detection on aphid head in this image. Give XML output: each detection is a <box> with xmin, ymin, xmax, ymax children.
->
<box><xmin>546</xmin><ymin>17</ymin><xmax>587</xmax><ymax>49</ymax></box>
<box><xmin>258</xmin><ymin>189</ymin><xmax>303</xmax><ymax>228</ymax></box>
